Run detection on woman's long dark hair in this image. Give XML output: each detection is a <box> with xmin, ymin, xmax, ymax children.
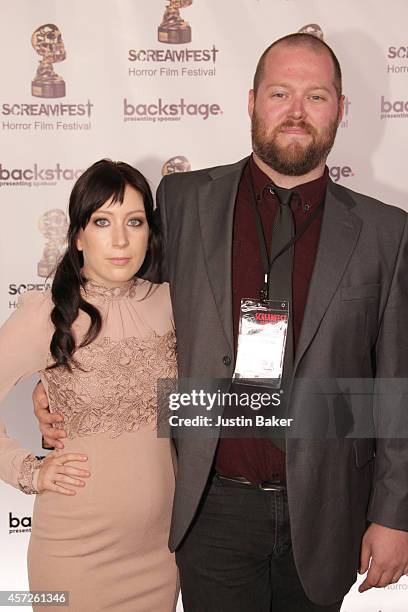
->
<box><xmin>49</xmin><ymin>159</ymin><xmax>161</xmax><ymax>371</ymax></box>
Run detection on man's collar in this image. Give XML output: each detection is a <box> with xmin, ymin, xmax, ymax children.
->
<box><xmin>249</xmin><ymin>154</ymin><xmax>329</xmax><ymax>209</ymax></box>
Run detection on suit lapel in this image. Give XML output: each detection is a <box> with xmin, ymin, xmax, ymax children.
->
<box><xmin>294</xmin><ymin>180</ymin><xmax>362</xmax><ymax>372</ymax></box>
<box><xmin>197</xmin><ymin>157</ymin><xmax>248</xmax><ymax>352</ymax></box>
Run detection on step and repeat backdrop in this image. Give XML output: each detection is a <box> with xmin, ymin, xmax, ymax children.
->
<box><xmin>0</xmin><ymin>1</ymin><xmax>407</xmax><ymax>610</ymax></box>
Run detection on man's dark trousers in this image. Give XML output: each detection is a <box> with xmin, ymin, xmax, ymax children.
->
<box><xmin>176</xmin><ymin>475</ymin><xmax>343</xmax><ymax>612</ymax></box>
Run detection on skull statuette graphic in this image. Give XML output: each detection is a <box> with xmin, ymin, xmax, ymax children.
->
<box><xmin>31</xmin><ymin>24</ymin><xmax>67</xmax><ymax>97</ymax></box>
<box><xmin>162</xmin><ymin>156</ymin><xmax>192</xmax><ymax>176</ymax></box>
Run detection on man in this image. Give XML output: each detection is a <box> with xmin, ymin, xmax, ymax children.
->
<box><xmin>35</xmin><ymin>34</ymin><xmax>408</xmax><ymax>610</ymax></box>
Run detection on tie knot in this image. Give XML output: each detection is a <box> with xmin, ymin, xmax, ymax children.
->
<box><xmin>270</xmin><ymin>184</ymin><xmax>293</xmax><ymax>207</ymax></box>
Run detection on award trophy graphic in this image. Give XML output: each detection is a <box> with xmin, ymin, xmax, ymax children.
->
<box><xmin>158</xmin><ymin>0</ymin><xmax>193</xmax><ymax>44</ymax></box>
<box><xmin>162</xmin><ymin>155</ymin><xmax>191</xmax><ymax>176</ymax></box>
<box><xmin>31</xmin><ymin>24</ymin><xmax>67</xmax><ymax>98</ymax></box>
<box><xmin>37</xmin><ymin>209</ymin><xmax>68</xmax><ymax>277</ymax></box>
<box><xmin>298</xmin><ymin>23</ymin><xmax>324</xmax><ymax>40</ymax></box>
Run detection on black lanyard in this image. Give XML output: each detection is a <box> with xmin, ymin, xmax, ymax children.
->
<box><xmin>246</xmin><ymin>162</ymin><xmax>325</xmax><ymax>301</ymax></box>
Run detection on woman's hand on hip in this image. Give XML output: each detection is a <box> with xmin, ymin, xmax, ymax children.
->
<box><xmin>37</xmin><ymin>450</ymin><xmax>90</xmax><ymax>495</ymax></box>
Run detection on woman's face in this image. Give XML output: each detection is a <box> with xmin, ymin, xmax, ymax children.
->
<box><xmin>76</xmin><ymin>185</ymin><xmax>149</xmax><ymax>288</ymax></box>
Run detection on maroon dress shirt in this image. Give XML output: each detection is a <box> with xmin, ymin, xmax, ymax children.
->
<box><xmin>215</xmin><ymin>155</ymin><xmax>328</xmax><ymax>483</ymax></box>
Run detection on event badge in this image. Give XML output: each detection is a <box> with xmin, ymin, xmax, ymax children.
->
<box><xmin>232</xmin><ymin>299</ymin><xmax>289</xmax><ymax>388</ymax></box>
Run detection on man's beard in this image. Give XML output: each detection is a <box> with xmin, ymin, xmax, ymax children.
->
<box><xmin>251</xmin><ymin>110</ymin><xmax>339</xmax><ymax>176</ymax></box>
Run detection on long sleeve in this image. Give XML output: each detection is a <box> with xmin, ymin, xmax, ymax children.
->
<box><xmin>0</xmin><ymin>290</ymin><xmax>53</xmax><ymax>494</ymax></box>
<box><xmin>368</xmin><ymin>214</ymin><xmax>408</xmax><ymax>531</ymax></box>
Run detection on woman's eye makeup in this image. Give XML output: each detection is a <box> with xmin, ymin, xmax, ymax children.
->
<box><xmin>92</xmin><ymin>217</ymin><xmax>144</xmax><ymax>227</ymax></box>
<box><xmin>94</xmin><ymin>218</ymin><xmax>110</xmax><ymax>227</ymax></box>
<box><xmin>127</xmin><ymin>218</ymin><xmax>143</xmax><ymax>226</ymax></box>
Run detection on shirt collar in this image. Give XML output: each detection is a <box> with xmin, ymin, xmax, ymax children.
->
<box><xmin>249</xmin><ymin>153</ymin><xmax>329</xmax><ymax>210</ymax></box>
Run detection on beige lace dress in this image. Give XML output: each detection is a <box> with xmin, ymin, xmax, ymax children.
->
<box><xmin>0</xmin><ymin>280</ymin><xmax>178</xmax><ymax>611</ymax></box>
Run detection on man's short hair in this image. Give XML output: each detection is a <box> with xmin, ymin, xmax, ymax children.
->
<box><xmin>253</xmin><ymin>33</ymin><xmax>342</xmax><ymax>99</ymax></box>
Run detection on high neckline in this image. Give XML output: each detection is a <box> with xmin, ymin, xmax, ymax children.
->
<box><xmin>82</xmin><ymin>278</ymin><xmax>138</xmax><ymax>300</ymax></box>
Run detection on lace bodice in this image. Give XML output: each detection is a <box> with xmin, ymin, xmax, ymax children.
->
<box><xmin>43</xmin><ymin>280</ymin><xmax>177</xmax><ymax>439</ymax></box>
<box><xmin>44</xmin><ymin>331</ymin><xmax>177</xmax><ymax>438</ymax></box>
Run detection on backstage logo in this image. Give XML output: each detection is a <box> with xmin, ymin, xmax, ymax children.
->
<box><xmin>0</xmin><ymin>163</ymin><xmax>83</xmax><ymax>188</ymax></box>
<box><xmin>8</xmin><ymin>511</ymin><xmax>32</xmax><ymax>535</ymax></box>
<box><xmin>0</xmin><ymin>25</ymin><xmax>94</xmax><ymax>131</ymax></box>
<box><xmin>329</xmin><ymin>165</ymin><xmax>354</xmax><ymax>183</ymax></box>
<box><xmin>380</xmin><ymin>96</ymin><xmax>408</xmax><ymax>120</ymax></box>
<box><xmin>123</xmin><ymin>97</ymin><xmax>222</xmax><ymax>123</ymax></box>
<box><xmin>127</xmin><ymin>1</ymin><xmax>219</xmax><ymax>78</ymax></box>
<box><xmin>387</xmin><ymin>45</ymin><xmax>408</xmax><ymax>74</ymax></box>
<box><xmin>162</xmin><ymin>155</ymin><xmax>191</xmax><ymax>175</ymax></box>
<box><xmin>8</xmin><ymin>282</ymin><xmax>52</xmax><ymax>310</ymax></box>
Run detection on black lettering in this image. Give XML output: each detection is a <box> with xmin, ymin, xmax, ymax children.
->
<box><xmin>21</xmin><ymin>516</ymin><xmax>31</xmax><ymax>528</ymax></box>
<box><xmin>9</xmin><ymin>512</ymin><xmax>20</xmax><ymax>528</ymax></box>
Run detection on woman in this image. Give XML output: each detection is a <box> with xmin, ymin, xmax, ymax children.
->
<box><xmin>0</xmin><ymin>160</ymin><xmax>178</xmax><ymax>611</ymax></box>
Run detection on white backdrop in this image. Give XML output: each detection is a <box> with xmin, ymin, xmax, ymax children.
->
<box><xmin>0</xmin><ymin>1</ymin><xmax>408</xmax><ymax>610</ymax></box>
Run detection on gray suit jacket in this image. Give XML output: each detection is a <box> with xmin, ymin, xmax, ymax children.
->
<box><xmin>156</xmin><ymin>157</ymin><xmax>408</xmax><ymax>605</ymax></box>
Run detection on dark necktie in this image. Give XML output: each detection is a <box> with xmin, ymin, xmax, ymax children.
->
<box><xmin>267</xmin><ymin>185</ymin><xmax>295</xmax><ymax>452</ymax></box>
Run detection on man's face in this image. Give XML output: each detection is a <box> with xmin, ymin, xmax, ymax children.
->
<box><xmin>248</xmin><ymin>43</ymin><xmax>344</xmax><ymax>176</ymax></box>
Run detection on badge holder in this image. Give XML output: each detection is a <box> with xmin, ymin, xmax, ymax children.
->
<box><xmin>232</xmin><ymin>298</ymin><xmax>289</xmax><ymax>389</ymax></box>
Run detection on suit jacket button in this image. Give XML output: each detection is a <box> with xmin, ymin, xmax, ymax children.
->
<box><xmin>223</xmin><ymin>355</ymin><xmax>231</xmax><ymax>366</ymax></box>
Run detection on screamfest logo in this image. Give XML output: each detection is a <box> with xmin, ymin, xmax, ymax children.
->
<box><xmin>158</xmin><ymin>0</ymin><xmax>193</xmax><ymax>44</ymax></box>
<box><xmin>380</xmin><ymin>96</ymin><xmax>408</xmax><ymax>120</ymax></box>
<box><xmin>1</xmin><ymin>102</ymin><xmax>93</xmax><ymax>132</ymax></box>
<box><xmin>128</xmin><ymin>1</ymin><xmax>219</xmax><ymax>79</ymax></box>
<box><xmin>8</xmin><ymin>282</ymin><xmax>51</xmax><ymax>310</ymax></box>
<box><xmin>297</xmin><ymin>23</ymin><xmax>324</xmax><ymax>40</ymax></box>
<box><xmin>387</xmin><ymin>45</ymin><xmax>408</xmax><ymax>74</ymax></box>
<box><xmin>0</xmin><ymin>24</ymin><xmax>93</xmax><ymax>132</ymax></box>
<box><xmin>162</xmin><ymin>155</ymin><xmax>191</xmax><ymax>175</ymax></box>
<box><xmin>123</xmin><ymin>98</ymin><xmax>222</xmax><ymax>123</ymax></box>
<box><xmin>6</xmin><ymin>208</ymin><xmax>67</xmax><ymax>308</ymax></box>
<box><xmin>0</xmin><ymin>163</ymin><xmax>83</xmax><ymax>188</ymax></box>
<box><xmin>31</xmin><ymin>24</ymin><xmax>66</xmax><ymax>98</ymax></box>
